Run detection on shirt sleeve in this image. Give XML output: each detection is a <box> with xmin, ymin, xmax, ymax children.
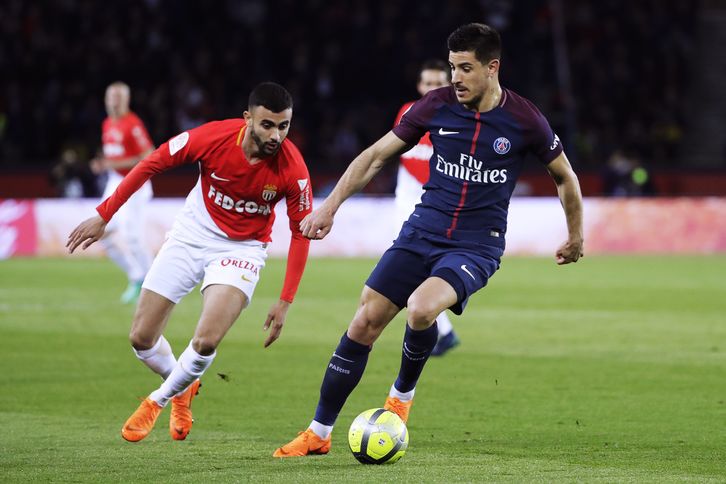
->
<box><xmin>391</xmin><ymin>90</ymin><xmax>442</xmax><ymax>145</ymax></box>
<box><xmin>129</xmin><ymin>116</ymin><xmax>154</xmax><ymax>154</ymax></box>
<box><xmin>279</xmin><ymin>155</ymin><xmax>313</xmax><ymax>303</ymax></box>
<box><xmin>96</xmin><ymin>127</ymin><xmax>201</xmax><ymax>221</ymax></box>
<box><xmin>529</xmin><ymin>109</ymin><xmax>563</xmax><ymax>165</ymax></box>
<box><xmin>393</xmin><ymin>102</ymin><xmax>414</xmax><ymax>128</ymax></box>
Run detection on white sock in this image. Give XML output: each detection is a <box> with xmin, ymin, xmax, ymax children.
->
<box><xmin>133</xmin><ymin>335</ymin><xmax>177</xmax><ymax>379</ymax></box>
<box><xmin>308</xmin><ymin>420</ymin><xmax>333</xmax><ymax>439</ymax></box>
<box><xmin>149</xmin><ymin>342</ymin><xmax>215</xmax><ymax>407</ymax></box>
<box><xmin>389</xmin><ymin>384</ymin><xmax>415</xmax><ymax>402</ymax></box>
<box><xmin>435</xmin><ymin>311</ymin><xmax>453</xmax><ymax>337</ymax></box>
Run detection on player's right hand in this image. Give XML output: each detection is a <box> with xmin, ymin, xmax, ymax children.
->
<box><xmin>300</xmin><ymin>208</ymin><xmax>334</xmax><ymax>240</ymax></box>
<box><xmin>66</xmin><ymin>215</ymin><xmax>107</xmax><ymax>253</ymax></box>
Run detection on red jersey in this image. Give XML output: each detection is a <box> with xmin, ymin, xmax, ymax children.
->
<box><xmin>102</xmin><ymin>111</ymin><xmax>154</xmax><ymax>175</ymax></box>
<box><xmin>394</xmin><ymin>101</ymin><xmax>432</xmax><ymax>184</ymax></box>
<box><xmin>96</xmin><ymin>119</ymin><xmax>313</xmax><ymax>302</ymax></box>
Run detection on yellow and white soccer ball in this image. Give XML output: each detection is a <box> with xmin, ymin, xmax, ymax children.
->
<box><xmin>348</xmin><ymin>408</ymin><xmax>409</xmax><ymax>464</ymax></box>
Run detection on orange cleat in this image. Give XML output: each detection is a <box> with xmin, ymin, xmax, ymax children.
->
<box><xmin>273</xmin><ymin>429</ymin><xmax>331</xmax><ymax>457</ymax></box>
<box><xmin>170</xmin><ymin>379</ymin><xmax>201</xmax><ymax>441</ymax></box>
<box><xmin>384</xmin><ymin>396</ymin><xmax>413</xmax><ymax>424</ymax></box>
<box><xmin>121</xmin><ymin>398</ymin><xmax>163</xmax><ymax>442</ymax></box>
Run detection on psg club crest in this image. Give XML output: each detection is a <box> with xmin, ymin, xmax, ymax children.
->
<box><xmin>262</xmin><ymin>184</ymin><xmax>277</xmax><ymax>201</ymax></box>
<box><xmin>493</xmin><ymin>137</ymin><xmax>511</xmax><ymax>155</ymax></box>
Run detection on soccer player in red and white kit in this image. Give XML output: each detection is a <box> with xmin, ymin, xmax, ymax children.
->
<box><xmin>393</xmin><ymin>59</ymin><xmax>460</xmax><ymax>356</ymax></box>
<box><xmin>67</xmin><ymin>83</ymin><xmax>313</xmax><ymax>442</ymax></box>
<box><xmin>92</xmin><ymin>82</ymin><xmax>155</xmax><ymax>304</ymax></box>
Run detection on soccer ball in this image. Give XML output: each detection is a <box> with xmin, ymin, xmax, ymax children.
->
<box><xmin>348</xmin><ymin>408</ymin><xmax>409</xmax><ymax>464</ymax></box>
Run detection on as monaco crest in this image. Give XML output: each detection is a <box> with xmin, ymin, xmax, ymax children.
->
<box><xmin>262</xmin><ymin>184</ymin><xmax>277</xmax><ymax>201</ymax></box>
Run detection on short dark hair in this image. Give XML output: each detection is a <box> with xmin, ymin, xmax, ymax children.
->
<box><xmin>447</xmin><ymin>23</ymin><xmax>502</xmax><ymax>64</ymax></box>
<box><xmin>248</xmin><ymin>82</ymin><xmax>293</xmax><ymax>112</ymax></box>
<box><xmin>419</xmin><ymin>59</ymin><xmax>451</xmax><ymax>81</ymax></box>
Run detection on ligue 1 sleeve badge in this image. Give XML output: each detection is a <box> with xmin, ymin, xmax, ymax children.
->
<box><xmin>493</xmin><ymin>137</ymin><xmax>511</xmax><ymax>155</ymax></box>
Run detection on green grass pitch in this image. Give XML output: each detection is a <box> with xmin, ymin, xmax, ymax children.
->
<box><xmin>1</xmin><ymin>255</ymin><xmax>725</xmax><ymax>482</ymax></box>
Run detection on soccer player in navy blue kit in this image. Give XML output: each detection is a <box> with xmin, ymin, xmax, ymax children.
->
<box><xmin>274</xmin><ymin>23</ymin><xmax>584</xmax><ymax>457</ymax></box>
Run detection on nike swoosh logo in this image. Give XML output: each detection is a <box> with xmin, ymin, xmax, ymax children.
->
<box><xmin>461</xmin><ymin>264</ymin><xmax>476</xmax><ymax>280</ymax></box>
<box><xmin>211</xmin><ymin>172</ymin><xmax>230</xmax><ymax>181</ymax></box>
<box><xmin>438</xmin><ymin>128</ymin><xmax>459</xmax><ymax>135</ymax></box>
<box><xmin>241</xmin><ymin>274</ymin><xmax>253</xmax><ymax>282</ymax></box>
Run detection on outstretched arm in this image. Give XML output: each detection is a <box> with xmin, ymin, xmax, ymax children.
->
<box><xmin>546</xmin><ymin>152</ymin><xmax>584</xmax><ymax>264</ymax></box>
<box><xmin>300</xmin><ymin>131</ymin><xmax>410</xmax><ymax>239</ymax></box>
<box><xmin>67</xmin><ymin>129</ymin><xmax>199</xmax><ymax>253</ymax></box>
<box><xmin>263</xmin><ymin>161</ymin><xmax>313</xmax><ymax>348</ymax></box>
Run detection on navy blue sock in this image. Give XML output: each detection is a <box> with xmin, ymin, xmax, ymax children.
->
<box><xmin>394</xmin><ymin>322</ymin><xmax>438</xmax><ymax>393</ymax></box>
<box><xmin>313</xmin><ymin>333</ymin><xmax>371</xmax><ymax>426</ymax></box>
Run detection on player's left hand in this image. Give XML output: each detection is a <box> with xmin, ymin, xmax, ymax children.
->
<box><xmin>66</xmin><ymin>215</ymin><xmax>107</xmax><ymax>254</ymax></box>
<box><xmin>263</xmin><ymin>299</ymin><xmax>291</xmax><ymax>348</ymax></box>
<box><xmin>556</xmin><ymin>237</ymin><xmax>584</xmax><ymax>265</ymax></box>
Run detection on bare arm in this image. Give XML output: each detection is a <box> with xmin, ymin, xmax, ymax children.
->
<box><xmin>546</xmin><ymin>152</ymin><xmax>584</xmax><ymax>264</ymax></box>
<box><xmin>300</xmin><ymin>131</ymin><xmax>410</xmax><ymax>239</ymax></box>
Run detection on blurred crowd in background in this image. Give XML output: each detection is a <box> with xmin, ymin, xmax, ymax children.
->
<box><xmin>0</xmin><ymin>0</ymin><xmax>702</xmax><ymax>196</ymax></box>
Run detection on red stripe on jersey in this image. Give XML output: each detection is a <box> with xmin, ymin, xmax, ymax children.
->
<box><xmin>446</xmin><ymin>112</ymin><xmax>482</xmax><ymax>238</ymax></box>
<box><xmin>469</xmin><ymin>113</ymin><xmax>482</xmax><ymax>155</ymax></box>
<box><xmin>445</xmin><ymin>181</ymin><xmax>468</xmax><ymax>238</ymax></box>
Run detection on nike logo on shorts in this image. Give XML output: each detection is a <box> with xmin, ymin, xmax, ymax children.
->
<box><xmin>211</xmin><ymin>172</ymin><xmax>230</xmax><ymax>181</ymax></box>
<box><xmin>438</xmin><ymin>128</ymin><xmax>459</xmax><ymax>135</ymax></box>
<box><xmin>460</xmin><ymin>264</ymin><xmax>476</xmax><ymax>280</ymax></box>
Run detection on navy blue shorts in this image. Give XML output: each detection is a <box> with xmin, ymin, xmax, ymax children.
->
<box><xmin>366</xmin><ymin>223</ymin><xmax>503</xmax><ymax>315</ymax></box>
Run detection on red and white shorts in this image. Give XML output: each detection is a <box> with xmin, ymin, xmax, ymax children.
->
<box><xmin>142</xmin><ymin>232</ymin><xmax>267</xmax><ymax>306</ymax></box>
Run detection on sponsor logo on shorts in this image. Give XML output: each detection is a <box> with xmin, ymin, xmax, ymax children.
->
<box><xmin>220</xmin><ymin>258</ymin><xmax>259</xmax><ymax>275</ymax></box>
<box><xmin>208</xmin><ymin>185</ymin><xmax>271</xmax><ymax>216</ymax></box>
<box><xmin>460</xmin><ymin>264</ymin><xmax>476</xmax><ymax>280</ymax></box>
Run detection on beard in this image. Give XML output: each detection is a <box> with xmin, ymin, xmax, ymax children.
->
<box><xmin>250</xmin><ymin>128</ymin><xmax>281</xmax><ymax>156</ymax></box>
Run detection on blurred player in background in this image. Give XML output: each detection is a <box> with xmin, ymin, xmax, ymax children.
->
<box><xmin>274</xmin><ymin>23</ymin><xmax>583</xmax><ymax>457</ymax></box>
<box><xmin>92</xmin><ymin>82</ymin><xmax>154</xmax><ymax>304</ymax></box>
<box><xmin>68</xmin><ymin>82</ymin><xmax>313</xmax><ymax>443</ymax></box>
<box><xmin>393</xmin><ymin>59</ymin><xmax>460</xmax><ymax>356</ymax></box>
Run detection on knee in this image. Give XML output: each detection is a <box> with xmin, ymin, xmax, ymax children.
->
<box><xmin>191</xmin><ymin>336</ymin><xmax>217</xmax><ymax>356</ymax></box>
<box><xmin>406</xmin><ymin>296</ymin><xmax>439</xmax><ymax>330</ymax></box>
<box><xmin>129</xmin><ymin>327</ymin><xmax>156</xmax><ymax>351</ymax></box>
<box><xmin>348</xmin><ymin>304</ymin><xmax>387</xmax><ymax>345</ymax></box>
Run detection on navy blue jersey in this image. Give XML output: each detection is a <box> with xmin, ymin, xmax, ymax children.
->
<box><xmin>392</xmin><ymin>85</ymin><xmax>562</xmax><ymax>247</ymax></box>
